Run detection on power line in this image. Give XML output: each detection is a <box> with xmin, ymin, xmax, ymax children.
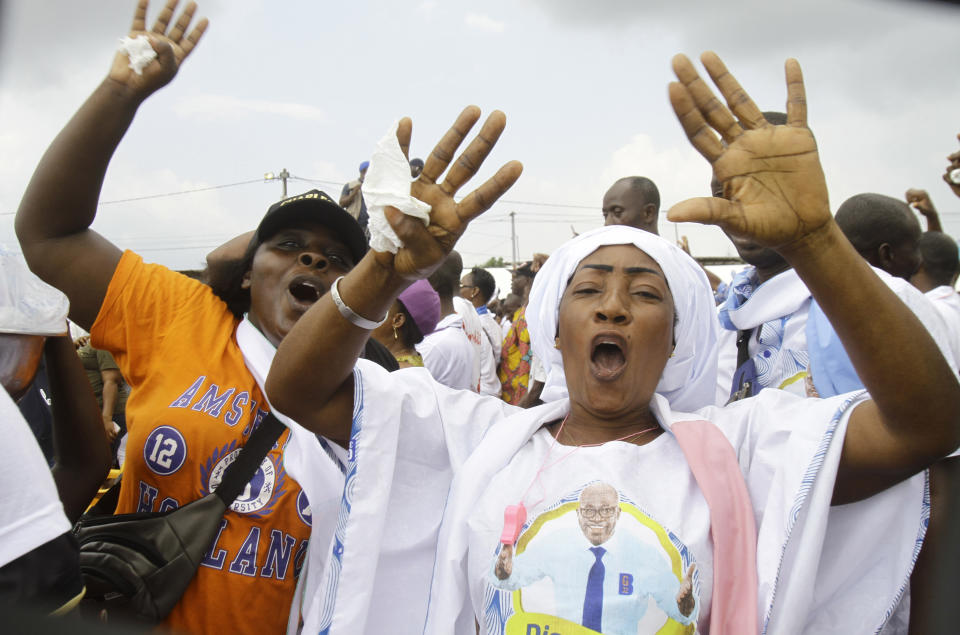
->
<box><xmin>97</xmin><ymin>178</ymin><xmax>265</xmax><ymax>206</ymax></box>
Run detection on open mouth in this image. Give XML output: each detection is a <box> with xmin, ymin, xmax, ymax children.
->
<box><xmin>287</xmin><ymin>277</ymin><xmax>323</xmax><ymax>307</ymax></box>
<box><xmin>590</xmin><ymin>334</ymin><xmax>627</xmax><ymax>380</ymax></box>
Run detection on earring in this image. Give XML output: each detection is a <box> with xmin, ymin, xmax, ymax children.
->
<box><xmin>554</xmin><ymin>337</ymin><xmax>560</xmax><ymax>349</ymax></box>
<box><xmin>393</xmin><ymin>326</ymin><xmax>399</xmax><ymax>340</ymax></box>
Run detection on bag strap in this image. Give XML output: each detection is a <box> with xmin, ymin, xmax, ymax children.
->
<box><xmin>213</xmin><ymin>413</ymin><xmax>285</xmax><ymax>506</ymax></box>
<box><xmin>735</xmin><ymin>328</ymin><xmax>753</xmax><ymax>370</ymax></box>
<box><xmin>82</xmin><ymin>413</ymin><xmax>286</xmax><ymax>517</ymax></box>
<box><xmin>726</xmin><ymin>328</ymin><xmax>755</xmax><ymax>404</ymax></box>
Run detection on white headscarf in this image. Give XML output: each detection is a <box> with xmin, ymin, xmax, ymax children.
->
<box><xmin>526</xmin><ymin>226</ymin><xmax>718</xmax><ymax>412</ymax></box>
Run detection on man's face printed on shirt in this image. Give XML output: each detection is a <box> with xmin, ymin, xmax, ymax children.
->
<box><xmin>577</xmin><ymin>482</ymin><xmax>620</xmax><ymax>546</ymax></box>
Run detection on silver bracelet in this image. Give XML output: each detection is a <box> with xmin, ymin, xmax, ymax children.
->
<box><xmin>330</xmin><ymin>276</ymin><xmax>387</xmax><ymax>330</ymax></box>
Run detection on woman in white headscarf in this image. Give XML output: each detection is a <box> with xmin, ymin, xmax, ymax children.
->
<box><xmin>266</xmin><ymin>53</ymin><xmax>960</xmax><ymax>634</ymax></box>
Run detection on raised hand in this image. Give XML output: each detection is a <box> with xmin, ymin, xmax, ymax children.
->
<box><xmin>906</xmin><ymin>188</ymin><xmax>936</xmax><ymax>216</ymax></box>
<box><xmin>107</xmin><ymin>0</ymin><xmax>208</xmax><ymax>100</ymax></box>
<box><xmin>945</xmin><ymin>133</ymin><xmax>960</xmax><ymax>199</ymax></box>
<box><xmin>374</xmin><ymin>106</ymin><xmax>523</xmax><ymax>281</ymax></box>
<box><xmin>666</xmin><ymin>52</ymin><xmax>831</xmax><ymax>253</ymax></box>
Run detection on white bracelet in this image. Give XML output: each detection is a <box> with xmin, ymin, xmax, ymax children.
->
<box><xmin>330</xmin><ymin>276</ymin><xmax>387</xmax><ymax>330</ymax></box>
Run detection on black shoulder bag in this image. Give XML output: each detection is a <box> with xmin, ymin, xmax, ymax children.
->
<box><xmin>73</xmin><ymin>414</ymin><xmax>285</xmax><ymax>623</ymax></box>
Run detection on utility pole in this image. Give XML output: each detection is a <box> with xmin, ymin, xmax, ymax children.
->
<box><xmin>510</xmin><ymin>210</ymin><xmax>518</xmax><ymax>272</ymax></box>
<box><xmin>264</xmin><ymin>168</ymin><xmax>291</xmax><ymax>199</ymax></box>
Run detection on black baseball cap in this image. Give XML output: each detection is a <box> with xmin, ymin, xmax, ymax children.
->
<box><xmin>252</xmin><ymin>189</ymin><xmax>368</xmax><ymax>264</ymax></box>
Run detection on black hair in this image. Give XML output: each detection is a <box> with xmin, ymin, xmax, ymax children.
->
<box><xmin>206</xmin><ymin>238</ymin><xmax>259</xmax><ymax>319</ymax></box>
<box><xmin>428</xmin><ymin>251</ymin><xmax>463</xmax><ymax>300</ymax></box>
<box><xmin>761</xmin><ymin>111</ymin><xmax>788</xmax><ymax>125</ymax></box>
<box><xmin>470</xmin><ymin>267</ymin><xmax>496</xmax><ymax>304</ymax></box>
<box><xmin>515</xmin><ymin>261</ymin><xmax>535</xmax><ymax>279</ymax></box>
<box><xmin>835</xmin><ymin>193</ymin><xmax>920</xmax><ymax>256</ymax></box>
<box><xmin>395</xmin><ymin>299</ymin><xmax>425</xmax><ymax>347</ymax></box>
<box><xmin>614</xmin><ymin>176</ymin><xmax>660</xmax><ymax>212</ymax></box>
<box><xmin>919</xmin><ymin>232</ymin><xmax>960</xmax><ymax>287</ymax></box>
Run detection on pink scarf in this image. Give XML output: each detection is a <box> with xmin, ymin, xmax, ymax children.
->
<box><xmin>673</xmin><ymin>419</ymin><xmax>759</xmax><ymax>635</ymax></box>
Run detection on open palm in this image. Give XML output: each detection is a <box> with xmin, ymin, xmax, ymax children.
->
<box><xmin>373</xmin><ymin>107</ymin><xmax>523</xmax><ymax>280</ymax></box>
<box><xmin>667</xmin><ymin>52</ymin><xmax>831</xmax><ymax>251</ymax></box>
<box><xmin>107</xmin><ymin>0</ymin><xmax>207</xmax><ymax>99</ymax></box>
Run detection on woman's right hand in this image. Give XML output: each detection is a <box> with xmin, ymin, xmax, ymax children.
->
<box><xmin>107</xmin><ymin>0</ymin><xmax>208</xmax><ymax>101</ymax></box>
<box><xmin>373</xmin><ymin>107</ymin><xmax>523</xmax><ymax>282</ymax></box>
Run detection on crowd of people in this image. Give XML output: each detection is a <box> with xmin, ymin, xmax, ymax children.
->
<box><xmin>3</xmin><ymin>1</ymin><xmax>960</xmax><ymax>634</ymax></box>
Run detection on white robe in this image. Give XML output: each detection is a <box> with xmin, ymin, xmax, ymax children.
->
<box><xmin>924</xmin><ymin>285</ymin><xmax>960</xmax><ymax>365</ymax></box>
<box><xmin>263</xmin><ymin>346</ymin><xmax>925</xmax><ymax>635</ymax></box>
<box><xmin>243</xmin><ymin>335</ymin><xmax>926</xmax><ymax>634</ymax></box>
<box><xmin>421</xmin><ymin>387</ymin><xmax>926</xmax><ymax>634</ymax></box>
<box><xmin>716</xmin><ymin>267</ymin><xmax>957</xmax><ymax>405</ymax></box>
<box><xmin>238</xmin><ymin>319</ymin><xmax>516</xmax><ymax>635</ymax></box>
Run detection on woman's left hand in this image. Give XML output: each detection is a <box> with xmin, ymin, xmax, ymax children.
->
<box><xmin>666</xmin><ymin>52</ymin><xmax>832</xmax><ymax>255</ymax></box>
<box><xmin>374</xmin><ymin>106</ymin><xmax>523</xmax><ymax>281</ymax></box>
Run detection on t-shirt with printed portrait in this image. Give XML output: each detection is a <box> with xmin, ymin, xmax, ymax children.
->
<box><xmin>91</xmin><ymin>251</ymin><xmax>312</xmax><ymax>634</ymax></box>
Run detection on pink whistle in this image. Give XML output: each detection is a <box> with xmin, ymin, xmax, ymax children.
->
<box><xmin>500</xmin><ymin>503</ymin><xmax>527</xmax><ymax>544</ymax></box>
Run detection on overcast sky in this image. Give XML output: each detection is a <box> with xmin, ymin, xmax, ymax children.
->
<box><xmin>1</xmin><ymin>0</ymin><xmax>958</xmax><ymax>275</ymax></box>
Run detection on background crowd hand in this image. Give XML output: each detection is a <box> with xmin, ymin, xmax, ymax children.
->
<box><xmin>906</xmin><ymin>188</ymin><xmax>937</xmax><ymax>217</ymax></box>
<box><xmin>107</xmin><ymin>0</ymin><xmax>208</xmax><ymax>101</ymax></box>
<box><xmin>102</xmin><ymin>416</ymin><xmax>119</xmax><ymax>442</ymax></box>
<box><xmin>905</xmin><ymin>188</ymin><xmax>942</xmax><ymax>232</ymax></box>
<box><xmin>375</xmin><ymin>106</ymin><xmax>523</xmax><ymax>282</ymax></box>
<box><xmin>945</xmin><ymin>133</ymin><xmax>960</xmax><ymax>198</ymax></box>
<box><xmin>666</xmin><ymin>52</ymin><xmax>832</xmax><ymax>254</ymax></box>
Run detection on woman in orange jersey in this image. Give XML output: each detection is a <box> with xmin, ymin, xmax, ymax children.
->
<box><xmin>13</xmin><ymin>1</ymin><xmax>395</xmax><ymax>631</ymax></box>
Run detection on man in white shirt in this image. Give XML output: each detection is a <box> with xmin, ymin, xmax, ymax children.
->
<box><xmin>460</xmin><ymin>267</ymin><xmax>502</xmax><ymax>397</ymax></box>
<box><xmin>911</xmin><ymin>230</ymin><xmax>960</xmax><ymax>336</ymax></box>
<box><xmin>417</xmin><ymin>251</ymin><xmax>477</xmax><ymax>391</ymax></box>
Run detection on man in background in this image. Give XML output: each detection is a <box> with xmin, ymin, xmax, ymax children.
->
<box><xmin>601</xmin><ymin>176</ymin><xmax>660</xmax><ymax>234</ymax></box>
<box><xmin>461</xmin><ymin>266</ymin><xmax>501</xmax><ymax>397</ymax></box>
<box><xmin>340</xmin><ymin>161</ymin><xmax>369</xmax><ymax>233</ymax></box>
<box><xmin>77</xmin><ymin>340</ymin><xmax>129</xmax><ymax>462</ymax></box>
<box><xmin>418</xmin><ymin>252</ymin><xmax>477</xmax><ymax>391</ymax></box>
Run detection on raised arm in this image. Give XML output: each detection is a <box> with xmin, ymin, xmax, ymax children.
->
<box><xmin>667</xmin><ymin>52</ymin><xmax>960</xmax><ymax>504</ymax></box>
<box><xmin>14</xmin><ymin>0</ymin><xmax>207</xmax><ymax>331</ymax></box>
<box><xmin>266</xmin><ymin>108</ymin><xmax>522</xmax><ymax>444</ymax></box>
<box><xmin>905</xmin><ymin>188</ymin><xmax>942</xmax><ymax>233</ymax></box>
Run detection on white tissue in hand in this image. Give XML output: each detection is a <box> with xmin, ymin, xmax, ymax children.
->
<box><xmin>118</xmin><ymin>35</ymin><xmax>158</xmax><ymax>75</ymax></box>
<box><xmin>364</xmin><ymin>121</ymin><xmax>432</xmax><ymax>253</ymax></box>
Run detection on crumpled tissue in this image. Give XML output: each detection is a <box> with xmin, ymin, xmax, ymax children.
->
<box><xmin>364</xmin><ymin>121</ymin><xmax>432</xmax><ymax>253</ymax></box>
<box><xmin>0</xmin><ymin>247</ymin><xmax>69</xmax><ymax>336</ymax></box>
<box><xmin>118</xmin><ymin>35</ymin><xmax>158</xmax><ymax>75</ymax></box>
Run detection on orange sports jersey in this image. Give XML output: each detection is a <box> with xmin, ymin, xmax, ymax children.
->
<box><xmin>92</xmin><ymin>251</ymin><xmax>311</xmax><ymax>634</ymax></box>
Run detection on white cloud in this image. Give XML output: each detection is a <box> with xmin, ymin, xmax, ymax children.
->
<box><xmin>465</xmin><ymin>13</ymin><xmax>505</xmax><ymax>33</ymax></box>
<box><xmin>172</xmin><ymin>94</ymin><xmax>328</xmax><ymax>122</ymax></box>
